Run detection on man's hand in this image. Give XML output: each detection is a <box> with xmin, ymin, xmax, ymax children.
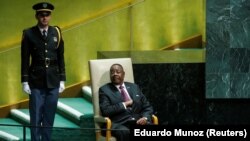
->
<box><xmin>124</xmin><ymin>100</ymin><xmax>133</xmax><ymax>107</ymax></box>
<box><xmin>22</xmin><ymin>82</ymin><xmax>31</xmax><ymax>95</ymax></box>
<box><xmin>136</xmin><ymin>117</ymin><xmax>148</xmax><ymax>125</ymax></box>
<box><xmin>59</xmin><ymin>81</ymin><xmax>65</xmax><ymax>93</ymax></box>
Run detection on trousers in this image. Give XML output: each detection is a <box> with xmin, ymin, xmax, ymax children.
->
<box><xmin>29</xmin><ymin>88</ymin><xmax>59</xmax><ymax>141</ymax></box>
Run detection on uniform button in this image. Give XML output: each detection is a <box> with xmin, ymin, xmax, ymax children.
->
<box><xmin>45</xmin><ymin>50</ymin><xmax>48</xmax><ymax>53</ymax></box>
<box><xmin>45</xmin><ymin>43</ymin><xmax>47</xmax><ymax>45</ymax></box>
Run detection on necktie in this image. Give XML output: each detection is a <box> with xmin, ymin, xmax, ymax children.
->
<box><xmin>42</xmin><ymin>30</ymin><xmax>47</xmax><ymax>40</ymax></box>
<box><xmin>119</xmin><ymin>85</ymin><xmax>130</xmax><ymax>102</ymax></box>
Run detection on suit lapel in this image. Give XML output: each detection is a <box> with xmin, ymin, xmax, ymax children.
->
<box><xmin>109</xmin><ymin>83</ymin><xmax>123</xmax><ymax>101</ymax></box>
<box><xmin>125</xmin><ymin>83</ymin><xmax>134</xmax><ymax>99</ymax></box>
<box><xmin>32</xmin><ymin>26</ymin><xmax>43</xmax><ymax>40</ymax></box>
<box><xmin>47</xmin><ymin>26</ymin><xmax>53</xmax><ymax>42</ymax></box>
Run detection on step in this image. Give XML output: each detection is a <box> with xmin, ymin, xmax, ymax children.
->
<box><xmin>58</xmin><ymin>97</ymin><xmax>94</xmax><ymax>125</ymax></box>
<box><xmin>10</xmin><ymin>109</ymin><xmax>30</xmax><ymax>125</ymax></box>
<box><xmin>57</xmin><ymin>97</ymin><xmax>96</xmax><ymax>141</ymax></box>
<box><xmin>82</xmin><ymin>86</ymin><xmax>92</xmax><ymax>102</ymax></box>
<box><xmin>0</xmin><ymin>117</ymin><xmax>90</xmax><ymax>141</ymax></box>
<box><xmin>57</xmin><ymin>101</ymin><xmax>84</xmax><ymax>124</ymax></box>
<box><xmin>9</xmin><ymin>109</ymin><xmax>86</xmax><ymax>141</ymax></box>
<box><xmin>59</xmin><ymin>98</ymin><xmax>93</xmax><ymax>116</ymax></box>
<box><xmin>0</xmin><ymin>118</ymin><xmax>31</xmax><ymax>140</ymax></box>
<box><xmin>10</xmin><ymin>108</ymin><xmax>79</xmax><ymax>128</ymax></box>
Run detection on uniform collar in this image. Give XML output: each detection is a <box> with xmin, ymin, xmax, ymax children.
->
<box><xmin>38</xmin><ymin>26</ymin><xmax>49</xmax><ymax>33</ymax></box>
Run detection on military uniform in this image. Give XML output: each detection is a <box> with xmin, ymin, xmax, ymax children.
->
<box><xmin>20</xmin><ymin>2</ymin><xmax>66</xmax><ymax>141</ymax></box>
<box><xmin>21</xmin><ymin>25</ymin><xmax>66</xmax><ymax>88</ymax></box>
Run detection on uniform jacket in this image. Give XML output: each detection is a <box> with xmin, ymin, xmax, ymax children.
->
<box><xmin>21</xmin><ymin>25</ymin><xmax>66</xmax><ymax>88</ymax></box>
<box><xmin>99</xmin><ymin>82</ymin><xmax>154</xmax><ymax>125</ymax></box>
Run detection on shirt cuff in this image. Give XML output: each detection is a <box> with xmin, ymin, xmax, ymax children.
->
<box><xmin>122</xmin><ymin>102</ymin><xmax>127</xmax><ymax>109</ymax></box>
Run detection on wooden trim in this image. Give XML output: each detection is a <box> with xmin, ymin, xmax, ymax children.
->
<box><xmin>0</xmin><ymin>80</ymin><xmax>90</xmax><ymax>118</ymax></box>
<box><xmin>60</xmin><ymin>80</ymin><xmax>90</xmax><ymax>98</ymax></box>
<box><xmin>0</xmin><ymin>99</ymin><xmax>29</xmax><ymax>118</ymax></box>
<box><xmin>161</xmin><ymin>34</ymin><xmax>204</xmax><ymax>50</ymax></box>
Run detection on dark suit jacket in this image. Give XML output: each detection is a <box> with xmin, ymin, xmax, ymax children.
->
<box><xmin>21</xmin><ymin>25</ymin><xmax>66</xmax><ymax>88</ymax></box>
<box><xmin>99</xmin><ymin>82</ymin><xmax>154</xmax><ymax>125</ymax></box>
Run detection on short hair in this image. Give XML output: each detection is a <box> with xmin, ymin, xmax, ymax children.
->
<box><xmin>110</xmin><ymin>63</ymin><xmax>124</xmax><ymax>71</ymax></box>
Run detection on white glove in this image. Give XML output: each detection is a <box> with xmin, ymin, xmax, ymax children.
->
<box><xmin>59</xmin><ymin>81</ymin><xmax>65</xmax><ymax>93</ymax></box>
<box><xmin>22</xmin><ymin>82</ymin><xmax>31</xmax><ymax>95</ymax></box>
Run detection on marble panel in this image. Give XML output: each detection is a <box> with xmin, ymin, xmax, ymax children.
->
<box><xmin>133</xmin><ymin>63</ymin><xmax>205</xmax><ymax>124</ymax></box>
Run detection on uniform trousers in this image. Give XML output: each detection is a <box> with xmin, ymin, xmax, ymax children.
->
<box><xmin>29</xmin><ymin>88</ymin><xmax>59</xmax><ymax>141</ymax></box>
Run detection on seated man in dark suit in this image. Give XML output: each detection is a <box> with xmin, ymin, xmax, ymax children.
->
<box><xmin>99</xmin><ymin>63</ymin><xmax>154</xmax><ymax>141</ymax></box>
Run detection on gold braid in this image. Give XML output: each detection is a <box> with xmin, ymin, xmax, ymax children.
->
<box><xmin>54</xmin><ymin>26</ymin><xmax>61</xmax><ymax>49</ymax></box>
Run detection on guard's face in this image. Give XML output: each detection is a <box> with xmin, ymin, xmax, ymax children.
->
<box><xmin>36</xmin><ymin>12</ymin><xmax>51</xmax><ymax>27</ymax></box>
<box><xmin>110</xmin><ymin>65</ymin><xmax>125</xmax><ymax>85</ymax></box>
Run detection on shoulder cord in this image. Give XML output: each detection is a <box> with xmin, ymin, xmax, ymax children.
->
<box><xmin>54</xmin><ymin>26</ymin><xmax>61</xmax><ymax>49</ymax></box>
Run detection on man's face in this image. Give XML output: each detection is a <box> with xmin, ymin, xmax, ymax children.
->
<box><xmin>110</xmin><ymin>64</ymin><xmax>125</xmax><ymax>85</ymax></box>
<box><xmin>36</xmin><ymin>12</ymin><xmax>51</xmax><ymax>27</ymax></box>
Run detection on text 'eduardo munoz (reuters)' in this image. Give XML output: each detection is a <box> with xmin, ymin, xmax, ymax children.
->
<box><xmin>130</xmin><ymin>125</ymin><xmax>248</xmax><ymax>140</ymax></box>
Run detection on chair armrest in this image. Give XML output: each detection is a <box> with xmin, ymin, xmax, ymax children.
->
<box><xmin>152</xmin><ymin>114</ymin><xmax>158</xmax><ymax>125</ymax></box>
<box><xmin>104</xmin><ymin>117</ymin><xmax>112</xmax><ymax>141</ymax></box>
<box><xmin>94</xmin><ymin>116</ymin><xmax>112</xmax><ymax>141</ymax></box>
<box><xmin>94</xmin><ymin>116</ymin><xmax>108</xmax><ymax>123</ymax></box>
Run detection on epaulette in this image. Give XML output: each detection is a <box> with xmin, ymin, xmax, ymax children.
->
<box><xmin>22</xmin><ymin>28</ymin><xmax>29</xmax><ymax>40</ymax></box>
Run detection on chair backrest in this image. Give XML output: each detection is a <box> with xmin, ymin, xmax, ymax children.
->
<box><xmin>88</xmin><ymin>58</ymin><xmax>134</xmax><ymax>129</ymax></box>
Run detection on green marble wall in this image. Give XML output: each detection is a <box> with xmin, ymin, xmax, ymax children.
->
<box><xmin>206</xmin><ymin>0</ymin><xmax>250</xmax><ymax>98</ymax></box>
<box><xmin>0</xmin><ymin>0</ymin><xmax>205</xmax><ymax>105</ymax></box>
